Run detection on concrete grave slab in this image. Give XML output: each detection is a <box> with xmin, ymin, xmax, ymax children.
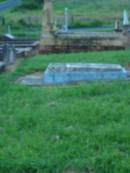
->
<box><xmin>44</xmin><ymin>63</ymin><xmax>128</xmax><ymax>85</ymax></box>
<box><xmin>17</xmin><ymin>74</ymin><xmax>43</xmax><ymax>86</ymax></box>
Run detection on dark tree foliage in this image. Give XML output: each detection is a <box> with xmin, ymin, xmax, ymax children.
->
<box><xmin>22</xmin><ymin>0</ymin><xmax>43</xmax><ymax>9</ymax></box>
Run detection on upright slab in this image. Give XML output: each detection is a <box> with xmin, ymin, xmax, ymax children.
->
<box><xmin>44</xmin><ymin>63</ymin><xmax>128</xmax><ymax>85</ymax></box>
<box><xmin>0</xmin><ymin>61</ymin><xmax>5</xmax><ymax>72</ymax></box>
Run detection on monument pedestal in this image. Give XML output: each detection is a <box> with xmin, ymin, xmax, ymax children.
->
<box><xmin>40</xmin><ymin>32</ymin><xmax>56</xmax><ymax>52</ymax></box>
<box><xmin>40</xmin><ymin>0</ymin><xmax>55</xmax><ymax>52</ymax></box>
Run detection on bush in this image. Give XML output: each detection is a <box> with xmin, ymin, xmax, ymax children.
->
<box><xmin>22</xmin><ymin>0</ymin><xmax>43</xmax><ymax>9</ymax></box>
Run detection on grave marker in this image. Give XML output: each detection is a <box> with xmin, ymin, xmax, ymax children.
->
<box><xmin>44</xmin><ymin>63</ymin><xmax>128</xmax><ymax>85</ymax></box>
<box><xmin>3</xmin><ymin>44</ymin><xmax>16</xmax><ymax>66</ymax></box>
<box><xmin>123</xmin><ymin>10</ymin><xmax>129</xmax><ymax>26</ymax></box>
<box><xmin>64</xmin><ymin>7</ymin><xmax>69</xmax><ymax>32</ymax></box>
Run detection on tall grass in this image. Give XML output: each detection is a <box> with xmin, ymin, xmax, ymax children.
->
<box><xmin>0</xmin><ymin>50</ymin><xmax>130</xmax><ymax>173</ymax></box>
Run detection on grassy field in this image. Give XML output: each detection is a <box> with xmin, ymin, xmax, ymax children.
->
<box><xmin>3</xmin><ymin>0</ymin><xmax>130</xmax><ymax>19</ymax></box>
<box><xmin>54</xmin><ymin>0</ymin><xmax>130</xmax><ymax>17</ymax></box>
<box><xmin>0</xmin><ymin>0</ymin><xmax>6</xmax><ymax>2</ymax></box>
<box><xmin>22</xmin><ymin>0</ymin><xmax>130</xmax><ymax>18</ymax></box>
<box><xmin>0</xmin><ymin>50</ymin><xmax>130</xmax><ymax>173</ymax></box>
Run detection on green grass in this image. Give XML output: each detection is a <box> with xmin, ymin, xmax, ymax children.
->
<box><xmin>0</xmin><ymin>50</ymin><xmax>130</xmax><ymax>173</ymax></box>
<box><xmin>0</xmin><ymin>0</ymin><xmax>6</xmax><ymax>2</ymax></box>
<box><xmin>21</xmin><ymin>0</ymin><xmax>130</xmax><ymax>18</ymax></box>
<box><xmin>54</xmin><ymin>0</ymin><xmax>130</xmax><ymax>17</ymax></box>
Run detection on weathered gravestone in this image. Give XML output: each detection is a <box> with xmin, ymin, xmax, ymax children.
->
<box><xmin>115</xmin><ymin>20</ymin><xmax>121</xmax><ymax>32</ymax></box>
<box><xmin>123</xmin><ymin>9</ymin><xmax>130</xmax><ymax>33</ymax></box>
<box><xmin>44</xmin><ymin>63</ymin><xmax>128</xmax><ymax>85</ymax></box>
<box><xmin>40</xmin><ymin>0</ymin><xmax>55</xmax><ymax>48</ymax></box>
<box><xmin>2</xmin><ymin>44</ymin><xmax>16</xmax><ymax>66</ymax></box>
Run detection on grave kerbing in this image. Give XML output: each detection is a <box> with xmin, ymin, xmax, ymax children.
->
<box><xmin>44</xmin><ymin>63</ymin><xmax>128</xmax><ymax>85</ymax></box>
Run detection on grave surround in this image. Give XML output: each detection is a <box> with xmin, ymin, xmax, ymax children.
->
<box><xmin>44</xmin><ymin>63</ymin><xmax>128</xmax><ymax>85</ymax></box>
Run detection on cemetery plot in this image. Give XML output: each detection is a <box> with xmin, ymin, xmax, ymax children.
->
<box><xmin>40</xmin><ymin>0</ymin><xmax>130</xmax><ymax>53</ymax></box>
<box><xmin>16</xmin><ymin>63</ymin><xmax>128</xmax><ymax>86</ymax></box>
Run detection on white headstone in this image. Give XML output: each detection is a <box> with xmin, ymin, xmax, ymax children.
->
<box><xmin>123</xmin><ymin>10</ymin><xmax>129</xmax><ymax>26</ymax></box>
<box><xmin>64</xmin><ymin>7</ymin><xmax>69</xmax><ymax>32</ymax></box>
<box><xmin>4</xmin><ymin>25</ymin><xmax>15</xmax><ymax>39</ymax></box>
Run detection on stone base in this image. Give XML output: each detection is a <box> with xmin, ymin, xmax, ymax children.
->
<box><xmin>44</xmin><ymin>63</ymin><xmax>128</xmax><ymax>85</ymax></box>
<box><xmin>39</xmin><ymin>45</ymin><xmax>125</xmax><ymax>54</ymax></box>
<box><xmin>39</xmin><ymin>32</ymin><xmax>126</xmax><ymax>53</ymax></box>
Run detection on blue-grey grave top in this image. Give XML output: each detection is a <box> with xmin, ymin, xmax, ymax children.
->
<box><xmin>44</xmin><ymin>63</ymin><xmax>128</xmax><ymax>85</ymax></box>
<box><xmin>46</xmin><ymin>63</ymin><xmax>126</xmax><ymax>73</ymax></box>
<box><xmin>16</xmin><ymin>63</ymin><xmax>129</xmax><ymax>86</ymax></box>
